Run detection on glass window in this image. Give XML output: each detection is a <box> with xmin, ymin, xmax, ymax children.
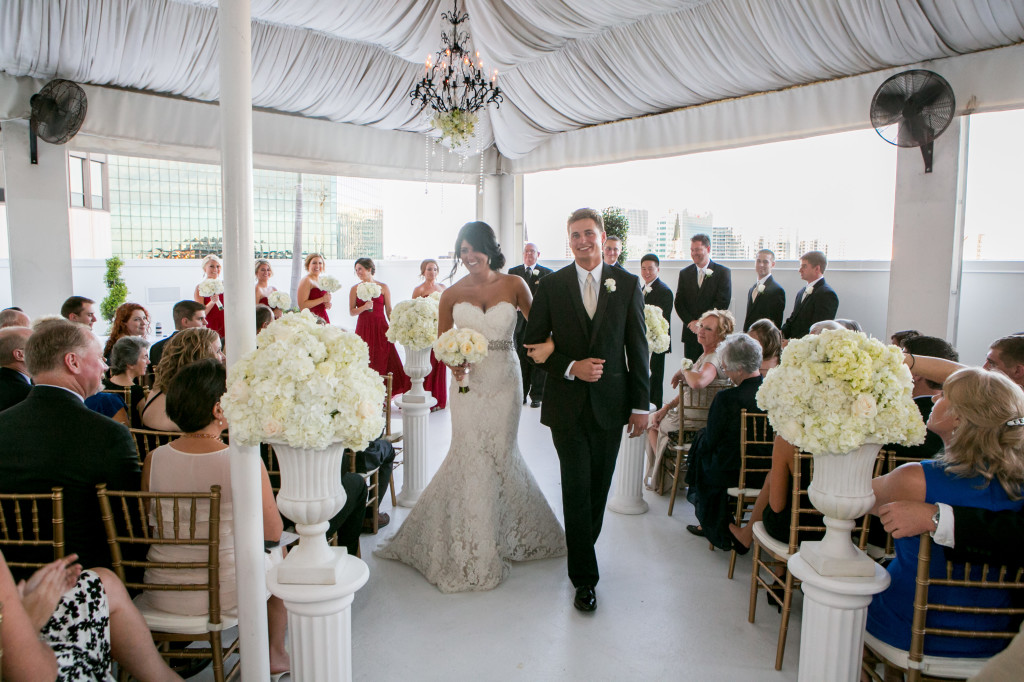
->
<box><xmin>963</xmin><ymin>109</ymin><xmax>1024</xmax><ymax>260</ymax></box>
<box><xmin>90</xmin><ymin>160</ymin><xmax>104</xmax><ymax>209</ymax></box>
<box><xmin>69</xmin><ymin>155</ymin><xmax>85</xmax><ymax>207</ymax></box>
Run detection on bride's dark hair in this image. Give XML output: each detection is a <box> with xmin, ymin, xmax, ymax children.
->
<box><xmin>449</xmin><ymin>221</ymin><xmax>506</xmax><ymax>279</ymax></box>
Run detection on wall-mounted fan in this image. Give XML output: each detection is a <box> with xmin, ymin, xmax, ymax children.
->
<box><xmin>870</xmin><ymin>69</ymin><xmax>955</xmax><ymax>173</ymax></box>
<box><xmin>29</xmin><ymin>79</ymin><xmax>88</xmax><ymax>164</ymax></box>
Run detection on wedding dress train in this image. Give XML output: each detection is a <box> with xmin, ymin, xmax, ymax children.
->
<box><xmin>374</xmin><ymin>301</ymin><xmax>566</xmax><ymax>593</ymax></box>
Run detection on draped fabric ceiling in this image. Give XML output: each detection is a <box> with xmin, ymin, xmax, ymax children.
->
<box><xmin>2</xmin><ymin>0</ymin><xmax>1024</xmax><ymax>174</ymax></box>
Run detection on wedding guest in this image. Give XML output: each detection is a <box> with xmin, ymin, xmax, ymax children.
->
<box><xmin>0</xmin><ymin>325</ymin><xmax>32</xmax><ymax>411</ymax></box>
<box><xmin>255</xmin><ymin>259</ymin><xmax>283</xmax><ymax>319</ymax></box>
<box><xmin>0</xmin><ymin>307</ymin><xmax>30</xmax><ymax>328</ymax></box>
<box><xmin>890</xmin><ymin>335</ymin><xmax>957</xmax><ymax>461</ymax></box>
<box><xmin>509</xmin><ymin>245</ymin><xmax>552</xmax><ymax>408</ymax></box>
<box><xmin>413</xmin><ymin>258</ymin><xmax>449</xmax><ymax>411</ymax></box>
<box><xmin>60</xmin><ymin>295</ymin><xmax>97</xmax><ymax>330</ymax></box>
<box><xmin>640</xmin><ymin>253</ymin><xmax>673</xmax><ymax>407</ymax></box>
<box><xmin>602</xmin><ymin>235</ymin><xmax>624</xmax><ymax>268</ymax></box>
<box><xmin>256</xmin><ymin>304</ymin><xmax>274</xmax><ymax>333</ymax></box>
<box><xmin>985</xmin><ymin>335</ymin><xmax>1024</xmax><ymax>390</ymax></box>
<box><xmin>742</xmin><ymin>249</ymin><xmax>785</xmax><ymax>331</ymax></box>
<box><xmin>780</xmin><ymin>251</ymin><xmax>839</xmax><ymax>340</ymax></box>
<box><xmin>747</xmin><ymin>318</ymin><xmax>782</xmax><ymax>375</ymax></box>
<box><xmin>85</xmin><ymin>390</ymin><xmax>131</xmax><ymax>427</ymax></box>
<box><xmin>890</xmin><ymin>329</ymin><xmax>921</xmax><ymax>348</ymax></box>
<box><xmin>808</xmin><ymin>319</ymin><xmax>843</xmax><ymax>334</ymax></box>
<box><xmin>298</xmin><ymin>252</ymin><xmax>332</xmax><ymax>323</ymax></box>
<box><xmin>103</xmin><ymin>302</ymin><xmax>151</xmax><ymax>361</ymax></box>
<box><xmin>674</xmin><ymin>234</ymin><xmax>732</xmax><ymax>362</ymax></box>
<box><xmin>149</xmin><ymin>300</ymin><xmax>206</xmax><ymax>370</ymax></box>
<box><xmin>141</xmin><ymin>327</ymin><xmax>223</xmax><ymax>431</ymax></box>
<box><xmin>835</xmin><ymin>318</ymin><xmax>862</xmax><ymax>332</ymax></box>
<box><xmin>193</xmin><ymin>255</ymin><xmax>225</xmax><ymax>338</ymax></box>
<box><xmin>103</xmin><ymin>335</ymin><xmax>150</xmax><ymax>427</ymax></box>
<box><xmin>350</xmin><ymin>257</ymin><xmax>410</xmax><ymax>396</ymax></box>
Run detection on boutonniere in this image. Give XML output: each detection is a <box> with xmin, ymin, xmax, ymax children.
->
<box><xmin>804</xmin><ymin>284</ymin><xmax>815</xmax><ymax>297</ymax></box>
<box><xmin>756</xmin><ymin>283</ymin><xmax>766</xmax><ymax>294</ymax></box>
<box><xmin>704</xmin><ymin>268</ymin><xmax>714</xmax><ymax>277</ymax></box>
<box><xmin>642</xmin><ymin>283</ymin><xmax>652</xmax><ymax>295</ymax></box>
<box><xmin>604</xmin><ymin>278</ymin><xmax>616</xmax><ymax>293</ymax></box>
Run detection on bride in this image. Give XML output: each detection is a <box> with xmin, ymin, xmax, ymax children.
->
<box><xmin>374</xmin><ymin>221</ymin><xmax>566</xmax><ymax>592</ymax></box>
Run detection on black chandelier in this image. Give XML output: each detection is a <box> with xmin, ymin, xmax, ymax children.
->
<box><xmin>410</xmin><ymin>0</ymin><xmax>502</xmax><ymax>141</ymax></box>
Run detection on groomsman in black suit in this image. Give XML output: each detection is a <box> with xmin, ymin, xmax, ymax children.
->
<box><xmin>780</xmin><ymin>250</ymin><xmax>839</xmax><ymax>340</ymax></box>
<box><xmin>602</xmin><ymin>236</ymin><xmax>625</xmax><ymax>269</ymax></box>
<box><xmin>0</xmin><ymin>326</ymin><xmax>33</xmax><ymax>412</ymax></box>
<box><xmin>509</xmin><ymin>242</ymin><xmax>553</xmax><ymax>407</ymax></box>
<box><xmin>525</xmin><ymin>208</ymin><xmax>649</xmax><ymax>613</ymax></box>
<box><xmin>640</xmin><ymin>254</ymin><xmax>673</xmax><ymax>407</ymax></box>
<box><xmin>674</xmin><ymin>233</ymin><xmax>732</xmax><ymax>362</ymax></box>
<box><xmin>742</xmin><ymin>249</ymin><xmax>786</xmax><ymax>331</ymax></box>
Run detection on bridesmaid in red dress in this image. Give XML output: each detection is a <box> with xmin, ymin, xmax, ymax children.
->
<box><xmin>297</xmin><ymin>253</ymin><xmax>332</xmax><ymax>323</ymax></box>
<box><xmin>349</xmin><ymin>257</ymin><xmax>410</xmax><ymax>396</ymax></box>
<box><xmin>412</xmin><ymin>258</ymin><xmax>448</xmax><ymax>411</ymax></box>
<box><xmin>193</xmin><ymin>255</ymin><xmax>225</xmax><ymax>338</ymax></box>
<box><xmin>254</xmin><ymin>259</ymin><xmax>282</xmax><ymax>320</ymax></box>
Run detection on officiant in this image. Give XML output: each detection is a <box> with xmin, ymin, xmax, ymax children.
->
<box><xmin>509</xmin><ymin>242</ymin><xmax>553</xmax><ymax>408</ymax></box>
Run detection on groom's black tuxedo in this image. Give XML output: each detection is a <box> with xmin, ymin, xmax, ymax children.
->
<box><xmin>525</xmin><ymin>262</ymin><xmax>649</xmax><ymax>587</ymax></box>
<box><xmin>674</xmin><ymin>260</ymin><xmax>732</xmax><ymax>362</ymax></box>
<box><xmin>643</xmin><ymin>277</ymin><xmax>673</xmax><ymax>407</ymax></box>
<box><xmin>742</xmin><ymin>275</ymin><xmax>786</xmax><ymax>331</ymax></box>
<box><xmin>780</xmin><ymin>278</ymin><xmax>839</xmax><ymax>339</ymax></box>
<box><xmin>509</xmin><ymin>263</ymin><xmax>553</xmax><ymax>403</ymax></box>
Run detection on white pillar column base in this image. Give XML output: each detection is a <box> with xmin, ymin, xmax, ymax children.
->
<box><xmin>608</xmin><ymin>427</ymin><xmax>648</xmax><ymax>515</ymax></box>
<box><xmin>394</xmin><ymin>397</ymin><xmax>435</xmax><ymax>507</ymax></box>
<box><xmin>788</xmin><ymin>553</ymin><xmax>890</xmax><ymax>682</ymax></box>
<box><xmin>267</xmin><ymin>550</ymin><xmax>369</xmax><ymax>682</ymax></box>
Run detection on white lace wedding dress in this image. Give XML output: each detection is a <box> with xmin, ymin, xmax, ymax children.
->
<box><xmin>374</xmin><ymin>301</ymin><xmax>567</xmax><ymax>593</ymax></box>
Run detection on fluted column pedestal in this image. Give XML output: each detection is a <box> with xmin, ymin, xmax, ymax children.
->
<box><xmin>788</xmin><ymin>554</ymin><xmax>889</xmax><ymax>682</ymax></box>
<box><xmin>608</xmin><ymin>427</ymin><xmax>648</xmax><ymax>515</ymax></box>
<box><xmin>267</xmin><ymin>552</ymin><xmax>369</xmax><ymax>682</ymax></box>
<box><xmin>394</xmin><ymin>394</ymin><xmax>435</xmax><ymax>507</ymax></box>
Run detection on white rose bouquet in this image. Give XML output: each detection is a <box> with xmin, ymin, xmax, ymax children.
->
<box><xmin>198</xmin><ymin>279</ymin><xmax>225</xmax><ymax>308</ymax></box>
<box><xmin>428</xmin><ymin>291</ymin><xmax>442</xmax><ymax>302</ymax></box>
<box><xmin>221</xmin><ymin>310</ymin><xmax>386</xmax><ymax>451</ymax></box>
<box><xmin>644</xmin><ymin>304</ymin><xmax>670</xmax><ymax>354</ymax></box>
<box><xmin>268</xmin><ymin>290</ymin><xmax>291</xmax><ymax>310</ymax></box>
<box><xmin>386</xmin><ymin>297</ymin><xmax>439</xmax><ymax>351</ymax></box>
<box><xmin>756</xmin><ymin>329</ymin><xmax>925</xmax><ymax>455</ymax></box>
<box><xmin>356</xmin><ymin>281</ymin><xmax>382</xmax><ymax>302</ymax></box>
<box><xmin>317</xmin><ymin>275</ymin><xmax>342</xmax><ymax>293</ymax></box>
<box><xmin>433</xmin><ymin>327</ymin><xmax>488</xmax><ymax>393</ymax></box>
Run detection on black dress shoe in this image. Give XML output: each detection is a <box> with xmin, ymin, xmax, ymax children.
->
<box><xmin>573</xmin><ymin>585</ymin><xmax>597</xmax><ymax>612</ymax></box>
<box><xmin>530</xmin><ymin>400</ymin><xmax>541</xmax><ymax>408</ymax></box>
<box><xmin>686</xmin><ymin>524</ymin><xmax>705</xmax><ymax>537</ymax></box>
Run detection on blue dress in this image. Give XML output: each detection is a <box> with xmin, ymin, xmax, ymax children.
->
<box><xmin>866</xmin><ymin>460</ymin><xmax>1024</xmax><ymax>656</ymax></box>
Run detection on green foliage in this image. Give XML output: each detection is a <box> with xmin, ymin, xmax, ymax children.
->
<box><xmin>100</xmin><ymin>256</ymin><xmax>128</xmax><ymax>322</ymax></box>
<box><xmin>602</xmin><ymin>206</ymin><xmax>630</xmax><ymax>264</ymax></box>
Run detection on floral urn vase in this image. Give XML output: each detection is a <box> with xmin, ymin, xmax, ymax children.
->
<box><xmin>401</xmin><ymin>345</ymin><xmax>434</xmax><ymax>406</ymax></box>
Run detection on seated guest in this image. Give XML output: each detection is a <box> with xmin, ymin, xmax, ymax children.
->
<box><xmin>103</xmin><ymin>335</ymin><xmax>150</xmax><ymax>426</ymax></box>
<box><xmin>148</xmin><ymin>299</ymin><xmax>207</xmax><ymax>371</ymax></box>
<box><xmin>890</xmin><ymin>334</ymin><xmax>957</xmax><ymax>461</ymax></box>
<box><xmin>141</xmin><ymin>327</ymin><xmax>223</xmax><ymax>431</ymax></box>
<box><xmin>0</xmin><ymin>551</ymin><xmax>180</xmax><ymax>681</ymax></box>
<box><xmin>0</xmin><ymin>325</ymin><xmax>33</xmax><ymax>411</ymax></box>
<box><xmin>0</xmin><ymin>307</ymin><xmax>30</xmax><ymax>328</ymax></box>
<box><xmin>985</xmin><ymin>334</ymin><xmax>1024</xmax><ymax>390</ymax></box>
<box><xmin>808</xmin><ymin>319</ymin><xmax>843</xmax><ymax>334</ymax></box>
<box><xmin>59</xmin><ymin>295</ymin><xmax>97</xmax><ymax>331</ymax></box>
<box><xmin>102</xmin><ymin>302</ymin><xmax>151</xmax><ymax>361</ymax></box>
<box><xmin>746</xmin><ymin>318</ymin><xmax>782</xmax><ymax>375</ymax></box>
<box><xmin>256</xmin><ymin>303</ymin><xmax>274</xmax><ymax>333</ymax></box>
<box><xmin>867</xmin><ymin>368</ymin><xmax>1024</xmax><ymax>658</ymax></box>
<box><xmin>835</xmin><ymin>318</ymin><xmax>861</xmax><ymax>332</ymax></box>
<box><xmin>683</xmin><ymin>334</ymin><xmax>768</xmax><ymax>548</ymax></box>
<box><xmin>0</xmin><ymin>319</ymin><xmax>140</xmax><ymax>570</ymax></box>
<box><xmin>84</xmin><ymin>390</ymin><xmax>131</xmax><ymax>426</ymax></box>
<box><xmin>890</xmin><ymin>329</ymin><xmax>920</xmax><ymax>348</ymax></box>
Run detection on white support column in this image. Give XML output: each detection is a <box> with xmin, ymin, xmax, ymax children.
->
<box><xmin>476</xmin><ymin>172</ymin><xmax>515</xmax><ymax>254</ymax></box>
<box><xmin>395</xmin><ymin>346</ymin><xmax>436</xmax><ymax>507</ymax></box>
<box><xmin>216</xmin><ymin>2</ymin><xmax>269</xmax><ymax>680</ymax></box>
<box><xmin>886</xmin><ymin>117</ymin><xmax>967</xmax><ymax>343</ymax></box>
<box><xmin>608</xmin><ymin>428</ymin><xmax>648</xmax><ymax>515</ymax></box>
<box><xmin>1</xmin><ymin>120</ymin><xmax>73</xmax><ymax>318</ymax></box>
<box><xmin>512</xmin><ymin>174</ymin><xmax>525</xmax><ymax>253</ymax></box>
<box><xmin>477</xmin><ymin>174</ymin><xmax>500</xmax><ymax>230</ymax></box>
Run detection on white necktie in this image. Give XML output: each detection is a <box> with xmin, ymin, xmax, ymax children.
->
<box><xmin>584</xmin><ymin>272</ymin><xmax>597</xmax><ymax>319</ymax></box>
<box><xmin>697</xmin><ymin>269</ymin><xmax>705</xmax><ymax>288</ymax></box>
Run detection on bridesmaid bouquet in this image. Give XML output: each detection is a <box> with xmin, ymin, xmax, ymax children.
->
<box><xmin>268</xmin><ymin>290</ymin><xmax>291</xmax><ymax>310</ymax></box>
<box><xmin>644</xmin><ymin>304</ymin><xmax>670</xmax><ymax>354</ymax></box>
<box><xmin>318</xmin><ymin>275</ymin><xmax>342</xmax><ymax>293</ymax></box>
<box><xmin>356</xmin><ymin>281</ymin><xmax>382</xmax><ymax>302</ymax></box>
<box><xmin>433</xmin><ymin>327</ymin><xmax>488</xmax><ymax>393</ymax></box>
<box><xmin>386</xmin><ymin>297</ymin><xmax>439</xmax><ymax>350</ymax></box>
<box><xmin>198</xmin><ymin>279</ymin><xmax>225</xmax><ymax>308</ymax></box>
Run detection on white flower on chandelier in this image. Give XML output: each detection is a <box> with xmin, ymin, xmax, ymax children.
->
<box><xmin>644</xmin><ymin>305</ymin><xmax>670</xmax><ymax>354</ymax></box>
<box><xmin>356</xmin><ymin>281</ymin><xmax>382</xmax><ymax>302</ymax></box>
<box><xmin>387</xmin><ymin>297</ymin><xmax>440</xmax><ymax>351</ymax></box>
<box><xmin>431</xmin><ymin>110</ymin><xmax>478</xmax><ymax>149</ymax></box>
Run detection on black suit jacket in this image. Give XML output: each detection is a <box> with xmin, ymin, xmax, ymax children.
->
<box><xmin>525</xmin><ymin>263</ymin><xmax>650</xmax><ymax>428</ymax></box>
<box><xmin>147</xmin><ymin>331</ymin><xmax>177</xmax><ymax>372</ymax></box>
<box><xmin>697</xmin><ymin>375</ymin><xmax>766</xmax><ymax>487</ymax></box>
<box><xmin>742</xmin><ymin>275</ymin><xmax>786</xmax><ymax>331</ymax></box>
<box><xmin>949</xmin><ymin>506</ymin><xmax>1024</xmax><ymax>566</ymax></box>
<box><xmin>508</xmin><ymin>263</ymin><xmax>553</xmax><ymax>337</ymax></box>
<box><xmin>0</xmin><ymin>366</ymin><xmax>31</xmax><ymax>412</ymax></box>
<box><xmin>674</xmin><ymin>260</ymin><xmax>732</xmax><ymax>344</ymax></box>
<box><xmin>643</xmin><ymin>278</ymin><xmax>673</xmax><ymax>354</ymax></box>
<box><xmin>780</xmin><ymin>278</ymin><xmax>839</xmax><ymax>339</ymax></box>
<box><xmin>0</xmin><ymin>386</ymin><xmax>141</xmax><ymax>569</ymax></box>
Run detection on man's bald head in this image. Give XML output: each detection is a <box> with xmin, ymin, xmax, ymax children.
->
<box><xmin>0</xmin><ymin>326</ymin><xmax>32</xmax><ymax>370</ymax></box>
<box><xmin>0</xmin><ymin>308</ymin><xmax>30</xmax><ymax>328</ymax></box>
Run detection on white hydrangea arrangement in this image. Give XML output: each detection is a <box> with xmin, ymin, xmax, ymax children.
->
<box><xmin>756</xmin><ymin>329</ymin><xmax>925</xmax><ymax>455</ymax></box>
<box><xmin>428</xmin><ymin>290</ymin><xmax>442</xmax><ymax>302</ymax></box>
<box><xmin>221</xmin><ymin>310</ymin><xmax>386</xmax><ymax>451</ymax></box>
<box><xmin>386</xmin><ymin>297</ymin><xmax>439</xmax><ymax>351</ymax></box>
<box><xmin>198</xmin><ymin>279</ymin><xmax>225</xmax><ymax>308</ymax></box>
<box><xmin>644</xmin><ymin>305</ymin><xmax>670</xmax><ymax>354</ymax></box>
<box><xmin>268</xmin><ymin>290</ymin><xmax>291</xmax><ymax>310</ymax></box>
<box><xmin>433</xmin><ymin>327</ymin><xmax>488</xmax><ymax>393</ymax></box>
<box><xmin>317</xmin><ymin>275</ymin><xmax>342</xmax><ymax>293</ymax></box>
<box><xmin>356</xmin><ymin>281</ymin><xmax>382</xmax><ymax>302</ymax></box>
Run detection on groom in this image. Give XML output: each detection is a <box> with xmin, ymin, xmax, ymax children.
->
<box><xmin>525</xmin><ymin>207</ymin><xmax>649</xmax><ymax>612</ymax></box>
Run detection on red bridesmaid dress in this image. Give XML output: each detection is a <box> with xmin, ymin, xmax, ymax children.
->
<box><xmin>355</xmin><ymin>294</ymin><xmax>410</xmax><ymax>396</ymax></box>
<box><xmin>309</xmin><ymin>285</ymin><xmax>330</xmax><ymax>323</ymax></box>
<box><xmin>203</xmin><ymin>293</ymin><xmax>225</xmax><ymax>337</ymax></box>
<box><xmin>422</xmin><ymin>351</ymin><xmax>448</xmax><ymax>410</ymax></box>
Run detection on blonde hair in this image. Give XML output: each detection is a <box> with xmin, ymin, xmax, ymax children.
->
<box><xmin>699</xmin><ymin>309</ymin><xmax>735</xmax><ymax>342</ymax></box>
<box><xmin>154</xmin><ymin>327</ymin><xmax>221</xmax><ymax>393</ymax></box>
<box><xmin>255</xmin><ymin>259</ymin><xmax>272</xmax><ymax>277</ymax></box>
<box><xmin>201</xmin><ymin>255</ymin><xmax>221</xmax><ymax>271</ymax></box>
<box><xmin>939</xmin><ymin>367</ymin><xmax>1024</xmax><ymax>499</ymax></box>
<box><xmin>304</xmin><ymin>253</ymin><xmax>324</xmax><ymax>270</ymax></box>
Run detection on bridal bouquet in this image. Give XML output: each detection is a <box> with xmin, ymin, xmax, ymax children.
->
<box><xmin>221</xmin><ymin>310</ymin><xmax>386</xmax><ymax>451</ymax></box>
<box><xmin>268</xmin><ymin>290</ymin><xmax>291</xmax><ymax>310</ymax></box>
<box><xmin>644</xmin><ymin>305</ymin><xmax>670</xmax><ymax>354</ymax></box>
<box><xmin>386</xmin><ymin>297</ymin><xmax>439</xmax><ymax>351</ymax></box>
<box><xmin>356</xmin><ymin>281</ymin><xmax>382</xmax><ymax>302</ymax></box>
<box><xmin>198</xmin><ymin>279</ymin><xmax>224</xmax><ymax>308</ymax></box>
<box><xmin>433</xmin><ymin>327</ymin><xmax>488</xmax><ymax>393</ymax></box>
<box><xmin>317</xmin><ymin>275</ymin><xmax>342</xmax><ymax>293</ymax></box>
<box><xmin>757</xmin><ymin>329</ymin><xmax>925</xmax><ymax>455</ymax></box>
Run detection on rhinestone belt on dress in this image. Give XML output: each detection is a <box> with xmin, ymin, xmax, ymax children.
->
<box><xmin>488</xmin><ymin>339</ymin><xmax>514</xmax><ymax>351</ymax></box>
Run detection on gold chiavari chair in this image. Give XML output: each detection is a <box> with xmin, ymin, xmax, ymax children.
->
<box><xmin>382</xmin><ymin>373</ymin><xmax>402</xmax><ymax>507</ymax></box>
<box><xmin>661</xmin><ymin>380</ymin><xmax>729</xmax><ymax>516</ymax></box>
<box><xmin>128</xmin><ymin>428</ymin><xmax>184</xmax><ymax>463</ymax></box>
<box><xmin>726</xmin><ymin>410</ymin><xmax>773</xmax><ymax>579</ymax></box>
<box><xmin>0</xmin><ymin>488</ymin><xmax>64</xmax><ymax>580</ymax></box>
<box><xmin>345</xmin><ymin>449</ymin><xmax>381</xmax><ymax>537</ymax></box>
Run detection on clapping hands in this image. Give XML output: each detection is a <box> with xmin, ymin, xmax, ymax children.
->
<box><xmin>19</xmin><ymin>554</ymin><xmax>82</xmax><ymax>630</ymax></box>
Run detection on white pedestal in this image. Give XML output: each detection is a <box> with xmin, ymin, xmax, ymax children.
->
<box><xmin>394</xmin><ymin>395</ymin><xmax>435</xmax><ymax>508</ymax></box>
<box><xmin>789</xmin><ymin>553</ymin><xmax>890</xmax><ymax>682</ymax></box>
<box><xmin>608</xmin><ymin>427</ymin><xmax>648</xmax><ymax>515</ymax></box>
<box><xmin>268</xmin><ymin>550</ymin><xmax>369</xmax><ymax>682</ymax></box>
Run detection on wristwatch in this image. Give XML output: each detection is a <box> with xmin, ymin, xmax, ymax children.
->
<box><xmin>930</xmin><ymin>505</ymin><xmax>941</xmax><ymax>533</ymax></box>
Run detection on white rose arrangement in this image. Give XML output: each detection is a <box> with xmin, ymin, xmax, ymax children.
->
<box><xmin>386</xmin><ymin>297</ymin><xmax>439</xmax><ymax>351</ymax></box>
<box><xmin>268</xmin><ymin>290</ymin><xmax>291</xmax><ymax>310</ymax></box>
<box><xmin>317</xmin><ymin>275</ymin><xmax>342</xmax><ymax>293</ymax></box>
<box><xmin>644</xmin><ymin>305</ymin><xmax>670</xmax><ymax>354</ymax></box>
<box><xmin>221</xmin><ymin>310</ymin><xmax>386</xmax><ymax>451</ymax></box>
<box><xmin>356</xmin><ymin>281</ymin><xmax>382</xmax><ymax>302</ymax></box>
<box><xmin>680</xmin><ymin>358</ymin><xmax>694</xmax><ymax>371</ymax></box>
<box><xmin>433</xmin><ymin>327</ymin><xmax>488</xmax><ymax>393</ymax></box>
<box><xmin>428</xmin><ymin>291</ymin><xmax>442</xmax><ymax>302</ymax></box>
<box><xmin>198</xmin><ymin>279</ymin><xmax>225</xmax><ymax>308</ymax></box>
<box><xmin>756</xmin><ymin>328</ymin><xmax>925</xmax><ymax>455</ymax></box>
